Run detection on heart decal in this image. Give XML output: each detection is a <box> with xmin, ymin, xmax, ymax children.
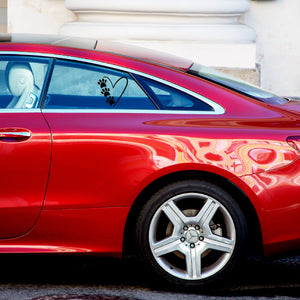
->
<box><xmin>98</xmin><ymin>76</ymin><xmax>128</xmax><ymax>107</ymax></box>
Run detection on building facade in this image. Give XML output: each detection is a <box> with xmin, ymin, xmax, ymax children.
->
<box><xmin>0</xmin><ymin>0</ymin><xmax>7</xmax><ymax>33</ymax></box>
<box><xmin>2</xmin><ymin>0</ymin><xmax>300</xmax><ymax>96</ymax></box>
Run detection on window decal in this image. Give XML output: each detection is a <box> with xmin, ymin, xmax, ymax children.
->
<box><xmin>98</xmin><ymin>76</ymin><xmax>128</xmax><ymax>107</ymax></box>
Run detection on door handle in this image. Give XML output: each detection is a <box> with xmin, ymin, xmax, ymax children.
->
<box><xmin>0</xmin><ymin>128</ymin><xmax>32</xmax><ymax>142</ymax></box>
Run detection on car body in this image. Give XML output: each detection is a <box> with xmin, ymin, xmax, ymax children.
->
<box><xmin>0</xmin><ymin>34</ymin><xmax>299</xmax><ymax>288</ymax></box>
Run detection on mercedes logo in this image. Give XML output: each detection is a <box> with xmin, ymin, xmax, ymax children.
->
<box><xmin>185</xmin><ymin>229</ymin><xmax>199</xmax><ymax>243</ymax></box>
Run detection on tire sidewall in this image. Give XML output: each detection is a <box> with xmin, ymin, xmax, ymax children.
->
<box><xmin>135</xmin><ymin>179</ymin><xmax>248</xmax><ymax>288</ymax></box>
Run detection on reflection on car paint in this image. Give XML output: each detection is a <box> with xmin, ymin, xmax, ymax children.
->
<box><xmin>141</xmin><ymin>135</ymin><xmax>299</xmax><ymax>175</ymax></box>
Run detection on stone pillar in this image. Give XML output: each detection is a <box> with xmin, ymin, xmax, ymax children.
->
<box><xmin>0</xmin><ymin>0</ymin><xmax>7</xmax><ymax>33</ymax></box>
<box><xmin>60</xmin><ymin>0</ymin><xmax>256</xmax><ymax>68</ymax></box>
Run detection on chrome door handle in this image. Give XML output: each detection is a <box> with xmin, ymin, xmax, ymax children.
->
<box><xmin>0</xmin><ymin>128</ymin><xmax>32</xmax><ymax>141</ymax></box>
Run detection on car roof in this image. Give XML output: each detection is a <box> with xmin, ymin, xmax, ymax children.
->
<box><xmin>0</xmin><ymin>33</ymin><xmax>193</xmax><ymax>71</ymax></box>
<box><xmin>0</xmin><ymin>33</ymin><xmax>98</xmax><ymax>50</ymax></box>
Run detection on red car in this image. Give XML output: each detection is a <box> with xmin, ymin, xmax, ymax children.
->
<box><xmin>0</xmin><ymin>34</ymin><xmax>299</xmax><ymax>288</ymax></box>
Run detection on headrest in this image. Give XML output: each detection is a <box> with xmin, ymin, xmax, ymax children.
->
<box><xmin>6</xmin><ymin>62</ymin><xmax>34</xmax><ymax>97</ymax></box>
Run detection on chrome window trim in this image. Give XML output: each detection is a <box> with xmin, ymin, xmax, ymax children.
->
<box><xmin>40</xmin><ymin>109</ymin><xmax>219</xmax><ymax>115</ymax></box>
<box><xmin>0</xmin><ymin>51</ymin><xmax>225</xmax><ymax>115</ymax></box>
<box><xmin>0</xmin><ymin>109</ymin><xmax>41</xmax><ymax>113</ymax></box>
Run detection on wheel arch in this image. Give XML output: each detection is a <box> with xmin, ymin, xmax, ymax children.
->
<box><xmin>122</xmin><ymin>170</ymin><xmax>263</xmax><ymax>258</ymax></box>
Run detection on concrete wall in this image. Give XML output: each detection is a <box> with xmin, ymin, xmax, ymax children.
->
<box><xmin>0</xmin><ymin>0</ymin><xmax>7</xmax><ymax>33</ymax></box>
<box><xmin>243</xmin><ymin>0</ymin><xmax>300</xmax><ymax>96</ymax></box>
<box><xmin>7</xmin><ymin>0</ymin><xmax>75</xmax><ymax>34</ymax></box>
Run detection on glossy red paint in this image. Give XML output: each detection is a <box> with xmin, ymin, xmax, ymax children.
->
<box><xmin>0</xmin><ymin>37</ymin><xmax>299</xmax><ymax>261</ymax></box>
<box><xmin>0</xmin><ymin>207</ymin><xmax>130</xmax><ymax>255</ymax></box>
<box><xmin>238</xmin><ymin>158</ymin><xmax>300</xmax><ymax>255</ymax></box>
<box><xmin>0</xmin><ymin>112</ymin><xmax>51</xmax><ymax>238</ymax></box>
<box><xmin>39</xmin><ymin>111</ymin><xmax>300</xmax><ymax>256</ymax></box>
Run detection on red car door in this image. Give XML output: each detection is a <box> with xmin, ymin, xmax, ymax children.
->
<box><xmin>0</xmin><ymin>56</ymin><xmax>51</xmax><ymax>238</ymax></box>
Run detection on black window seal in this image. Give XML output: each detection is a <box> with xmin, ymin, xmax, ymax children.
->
<box><xmin>40</xmin><ymin>58</ymin><xmax>55</xmax><ymax>109</ymax></box>
<box><xmin>130</xmin><ymin>73</ymin><xmax>161</xmax><ymax>110</ymax></box>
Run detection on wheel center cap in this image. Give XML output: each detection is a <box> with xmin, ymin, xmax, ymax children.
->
<box><xmin>185</xmin><ymin>228</ymin><xmax>199</xmax><ymax>243</ymax></box>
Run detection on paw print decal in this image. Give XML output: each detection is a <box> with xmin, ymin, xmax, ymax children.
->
<box><xmin>106</xmin><ymin>96</ymin><xmax>115</xmax><ymax>106</ymax></box>
<box><xmin>98</xmin><ymin>76</ymin><xmax>128</xmax><ymax>107</ymax></box>
<box><xmin>101</xmin><ymin>87</ymin><xmax>111</xmax><ymax>98</ymax></box>
<box><xmin>98</xmin><ymin>78</ymin><xmax>107</xmax><ymax>88</ymax></box>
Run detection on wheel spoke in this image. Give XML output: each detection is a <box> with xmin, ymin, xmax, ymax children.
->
<box><xmin>195</xmin><ymin>198</ymin><xmax>220</xmax><ymax>227</ymax></box>
<box><xmin>161</xmin><ymin>200</ymin><xmax>187</xmax><ymax>229</ymax></box>
<box><xmin>152</xmin><ymin>236</ymin><xmax>182</xmax><ymax>257</ymax></box>
<box><xmin>185</xmin><ymin>245</ymin><xmax>202</xmax><ymax>279</ymax></box>
<box><xmin>204</xmin><ymin>234</ymin><xmax>234</xmax><ymax>254</ymax></box>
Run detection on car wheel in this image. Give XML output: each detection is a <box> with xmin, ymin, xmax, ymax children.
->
<box><xmin>135</xmin><ymin>179</ymin><xmax>248</xmax><ymax>288</ymax></box>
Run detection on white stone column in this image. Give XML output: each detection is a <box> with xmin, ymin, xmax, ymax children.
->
<box><xmin>60</xmin><ymin>0</ymin><xmax>256</xmax><ymax>68</ymax></box>
<box><xmin>0</xmin><ymin>0</ymin><xmax>7</xmax><ymax>33</ymax></box>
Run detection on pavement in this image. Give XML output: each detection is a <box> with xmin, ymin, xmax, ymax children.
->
<box><xmin>0</xmin><ymin>254</ymin><xmax>299</xmax><ymax>300</ymax></box>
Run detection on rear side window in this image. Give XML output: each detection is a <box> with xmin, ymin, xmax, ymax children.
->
<box><xmin>137</xmin><ymin>76</ymin><xmax>214</xmax><ymax>111</ymax></box>
<box><xmin>189</xmin><ymin>63</ymin><xmax>288</xmax><ymax>105</ymax></box>
<box><xmin>44</xmin><ymin>60</ymin><xmax>157</xmax><ymax>110</ymax></box>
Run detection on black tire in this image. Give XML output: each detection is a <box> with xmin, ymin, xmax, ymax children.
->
<box><xmin>135</xmin><ymin>179</ymin><xmax>248</xmax><ymax>289</ymax></box>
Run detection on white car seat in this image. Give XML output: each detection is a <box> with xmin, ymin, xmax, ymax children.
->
<box><xmin>6</xmin><ymin>62</ymin><xmax>38</xmax><ymax>109</ymax></box>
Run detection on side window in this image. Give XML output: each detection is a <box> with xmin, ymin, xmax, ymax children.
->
<box><xmin>45</xmin><ymin>60</ymin><xmax>157</xmax><ymax>110</ymax></box>
<box><xmin>0</xmin><ymin>56</ymin><xmax>50</xmax><ymax>109</ymax></box>
<box><xmin>138</xmin><ymin>76</ymin><xmax>214</xmax><ymax>111</ymax></box>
